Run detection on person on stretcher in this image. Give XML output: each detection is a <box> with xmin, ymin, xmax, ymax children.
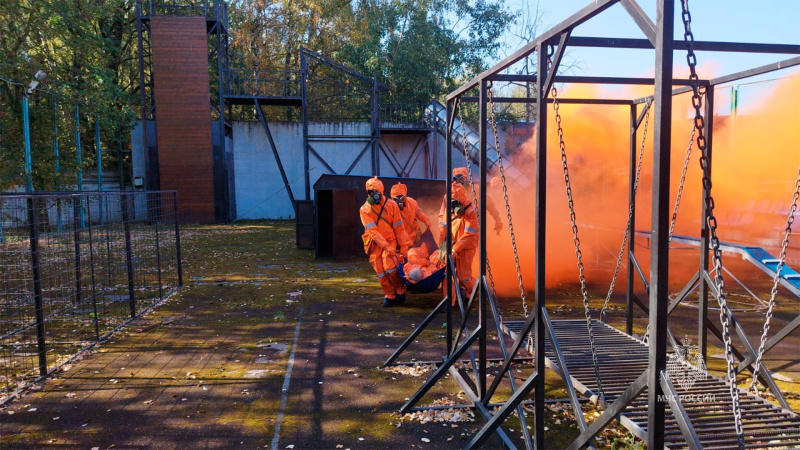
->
<box><xmin>403</xmin><ymin>245</ymin><xmax>444</xmax><ymax>284</ymax></box>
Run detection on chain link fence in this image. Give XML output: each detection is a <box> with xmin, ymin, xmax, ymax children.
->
<box><xmin>0</xmin><ymin>190</ymin><xmax>182</xmax><ymax>404</ymax></box>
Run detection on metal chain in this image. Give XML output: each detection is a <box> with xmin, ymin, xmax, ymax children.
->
<box><xmin>681</xmin><ymin>0</ymin><xmax>744</xmax><ymax>445</ymax></box>
<box><xmin>600</xmin><ymin>98</ymin><xmax>652</xmax><ymax>322</ymax></box>
<box><xmin>669</xmin><ymin>120</ymin><xmax>698</xmax><ymax>242</ymax></box>
<box><xmin>751</xmin><ymin>169</ymin><xmax>800</xmax><ymax>392</ymax></box>
<box><xmin>551</xmin><ymin>81</ymin><xmax>606</xmax><ymax>405</ymax></box>
<box><xmin>487</xmin><ymin>87</ymin><xmax>529</xmax><ymax>318</ymax></box>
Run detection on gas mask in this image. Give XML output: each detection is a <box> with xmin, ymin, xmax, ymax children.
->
<box><xmin>452</xmin><ymin>174</ymin><xmax>467</xmax><ymax>186</ymax></box>
<box><xmin>367</xmin><ymin>189</ymin><xmax>382</xmax><ymax>205</ymax></box>
<box><xmin>393</xmin><ymin>195</ymin><xmax>405</xmax><ymax>210</ymax></box>
<box><xmin>451</xmin><ymin>199</ymin><xmax>464</xmax><ymax>216</ymax></box>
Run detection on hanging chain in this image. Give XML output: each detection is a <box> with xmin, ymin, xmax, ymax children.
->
<box><xmin>600</xmin><ymin>98</ymin><xmax>652</xmax><ymax>322</ymax></box>
<box><xmin>751</xmin><ymin>169</ymin><xmax>800</xmax><ymax>392</ymax></box>
<box><xmin>551</xmin><ymin>72</ymin><xmax>606</xmax><ymax>406</ymax></box>
<box><xmin>487</xmin><ymin>87</ymin><xmax>529</xmax><ymax>318</ymax></box>
<box><xmin>669</xmin><ymin>119</ymin><xmax>699</xmax><ymax>241</ymax></box>
<box><xmin>681</xmin><ymin>0</ymin><xmax>744</xmax><ymax>445</ymax></box>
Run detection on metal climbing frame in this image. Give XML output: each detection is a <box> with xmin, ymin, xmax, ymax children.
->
<box><xmin>392</xmin><ymin>1</ymin><xmax>800</xmax><ymax>448</ymax></box>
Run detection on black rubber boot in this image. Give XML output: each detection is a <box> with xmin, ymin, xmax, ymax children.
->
<box><xmin>383</xmin><ymin>297</ymin><xmax>395</xmax><ymax>307</ymax></box>
<box><xmin>395</xmin><ymin>293</ymin><xmax>406</xmax><ymax>305</ymax></box>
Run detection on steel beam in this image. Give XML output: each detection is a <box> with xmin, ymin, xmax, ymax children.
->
<box><xmin>533</xmin><ymin>42</ymin><xmax>548</xmax><ymax>448</ymax></box>
<box><xmin>620</xmin><ymin>0</ymin><xmax>655</xmax><ymax>45</ymax></box>
<box><xmin>646</xmin><ymin>2</ymin><xmax>674</xmax><ymax>447</ymax></box>
<box><xmin>699</xmin><ymin>87</ymin><xmax>714</xmax><ymax>359</ymax></box>
<box><xmin>487</xmin><ymin>74</ymin><xmax>705</xmax><ymax>86</ymax></box>
<box><xmin>567</xmin><ymin>36</ymin><xmax>800</xmax><ymax>54</ymax></box>
<box><xmin>399</xmin><ymin>326</ymin><xmax>481</xmax><ymax>414</ymax></box>
<box><xmin>445</xmin><ymin>99</ymin><xmax>454</xmax><ymax>354</ymax></box>
<box><xmin>382</xmin><ymin>297</ymin><xmax>447</xmax><ymax>367</ymax></box>
<box><xmin>544</xmin><ymin>32</ymin><xmax>571</xmax><ymax>96</ymax></box>
<box><xmin>478</xmin><ymin>79</ymin><xmax>488</xmax><ymax>400</ymax></box>
<box><xmin>465</xmin><ymin>370</ymin><xmax>539</xmax><ymax>449</ymax></box>
<box><xmin>735</xmin><ymin>313</ymin><xmax>800</xmax><ymax>376</ymax></box>
<box><xmin>255</xmin><ymin>99</ymin><xmax>296</xmax><ymax>212</ymax></box>
<box><xmin>447</xmin><ymin>0</ymin><xmax>619</xmax><ymax>101</ymax></box>
<box><xmin>460</xmin><ymin>96</ymin><xmax>632</xmax><ymax>105</ymax></box>
<box><xmin>710</xmin><ymin>55</ymin><xmax>800</xmax><ymax>86</ymax></box>
<box><xmin>626</xmin><ymin>104</ymin><xmax>637</xmax><ymax>334</ymax></box>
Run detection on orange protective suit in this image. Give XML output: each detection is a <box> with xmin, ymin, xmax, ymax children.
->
<box><xmin>437</xmin><ymin>182</ymin><xmax>479</xmax><ymax>300</ymax></box>
<box><xmin>390</xmin><ymin>182</ymin><xmax>432</xmax><ymax>244</ymax></box>
<box><xmin>441</xmin><ymin>167</ymin><xmax>502</xmax><ymax>237</ymax></box>
<box><xmin>360</xmin><ymin>177</ymin><xmax>412</xmax><ymax>300</ymax></box>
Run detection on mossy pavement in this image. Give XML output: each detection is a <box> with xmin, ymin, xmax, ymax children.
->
<box><xmin>1</xmin><ymin>220</ymin><xmax>797</xmax><ymax>448</ymax></box>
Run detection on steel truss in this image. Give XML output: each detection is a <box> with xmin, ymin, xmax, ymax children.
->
<box><xmin>388</xmin><ymin>0</ymin><xmax>800</xmax><ymax>448</ymax></box>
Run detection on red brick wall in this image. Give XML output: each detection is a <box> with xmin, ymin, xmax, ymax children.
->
<box><xmin>151</xmin><ymin>16</ymin><xmax>215</xmax><ymax>223</ymax></box>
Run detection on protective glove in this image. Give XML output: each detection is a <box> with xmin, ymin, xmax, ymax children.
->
<box><xmin>494</xmin><ymin>221</ymin><xmax>503</xmax><ymax>235</ymax></box>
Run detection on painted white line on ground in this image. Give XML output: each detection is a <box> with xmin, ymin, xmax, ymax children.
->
<box><xmin>271</xmin><ymin>306</ymin><xmax>304</xmax><ymax>450</ymax></box>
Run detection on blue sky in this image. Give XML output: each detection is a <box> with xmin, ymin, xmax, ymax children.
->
<box><xmin>496</xmin><ymin>1</ymin><xmax>800</xmax><ymax>84</ymax></box>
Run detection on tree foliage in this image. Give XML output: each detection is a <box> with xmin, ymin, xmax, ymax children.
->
<box><xmin>1</xmin><ymin>0</ymin><xmax>516</xmax><ymax>190</ymax></box>
<box><xmin>1</xmin><ymin>0</ymin><xmax>137</xmax><ymax>190</ymax></box>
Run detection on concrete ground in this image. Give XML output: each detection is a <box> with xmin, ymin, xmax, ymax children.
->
<box><xmin>1</xmin><ymin>220</ymin><xmax>798</xmax><ymax>448</ymax></box>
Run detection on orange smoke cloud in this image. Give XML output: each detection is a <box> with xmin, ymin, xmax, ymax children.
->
<box><xmin>481</xmin><ymin>71</ymin><xmax>800</xmax><ymax>298</ymax></box>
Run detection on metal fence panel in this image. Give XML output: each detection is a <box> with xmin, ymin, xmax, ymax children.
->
<box><xmin>0</xmin><ymin>190</ymin><xmax>182</xmax><ymax>404</ymax></box>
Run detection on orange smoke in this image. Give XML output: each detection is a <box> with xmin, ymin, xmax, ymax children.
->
<box><xmin>481</xmin><ymin>71</ymin><xmax>800</xmax><ymax>298</ymax></box>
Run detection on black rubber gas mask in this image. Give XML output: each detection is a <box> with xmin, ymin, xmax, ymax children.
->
<box><xmin>367</xmin><ymin>189</ymin><xmax>382</xmax><ymax>205</ymax></box>
<box><xmin>452</xmin><ymin>174</ymin><xmax>467</xmax><ymax>186</ymax></box>
<box><xmin>393</xmin><ymin>195</ymin><xmax>406</xmax><ymax>210</ymax></box>
<box><xmin>450</xmin><ymin>199</ymin><xmax>464</xmax><ymax>216</ymax></box>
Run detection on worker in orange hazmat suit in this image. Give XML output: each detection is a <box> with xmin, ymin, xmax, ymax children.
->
<box><xmin>390</xmin><ymin>182</ymin><xmax>433</xmax><ymax>245</ymax></box>
<box><xmin>360</xmin><ymin>176</ymin><xmax>412</xmax><ymax>307</ymax></box>
<box><xmin>437</xmin><ymin>182</ymin><xmax>478</xmax><ymax>302</ymax></box>
<box><xmin>403</xmin><ymin>245</ymin><xmax>444</xmax><ymax>284</ymax></box>
<box><xmin>439</xmin><ymin>167</ymin><xmax>502</xmax><ymax>238</ymax></box>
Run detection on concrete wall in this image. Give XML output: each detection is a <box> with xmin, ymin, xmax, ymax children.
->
<box><xmin>233</xmin><ymin>121</ymin><xmax>465</xmax><ymax>220</ymax></box>
<box><xmin>133</xmin><ymin>119</ymin><xmax>480</xmax><ymax>220</ymax></box>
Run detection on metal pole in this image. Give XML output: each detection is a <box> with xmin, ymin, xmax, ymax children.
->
<box><xmin>372</xmin><ymin>72</ymin><xmax>380</xmax><ymax>176</ymax></box>
<box><xmin>534</xmin><ymin>42</ymin><xmax>548</xmax><ymax>449</ymax></box>
<box><xmin>698</xmin><ymin>87</ymin><xmax>714</xmax><ymax>359</ymax></box>
<box><xmin>121</xmin><ymin>193</ymin><xmax>136</xmax><ymax>317</ymax></box>
<box><xmin>626</xmin><ymin>104</ymin><xmax>637</xmax><ymax>335</ymax></box>
<box><xmin>85</xmin><ymin>197</ymin><xmax>100</xmax><ymax>340</ymax></box>
<box><xmin>301</xmin><ymin>52</ymin><xmax>311</xmax><ymax>200</ymax></box>
<box><xmin>76</xmin><ymin>104</ymin><xmax>83</xmax><ymax>192</ymax></box>
<box><xmin>27</xmin><ymin>197</ymin><xmax>47</xmax><ymax>375</ymax></box>
<box><xmin>173</xmin><ymin>194</ymin><xmax>183</xmax><ymax>287</ymax></box>
<box><xmin>73</xmin><ymin>197</ymin><xmax>82</xmax><ymax>305</ymax></box>
<box><xmin>445</xmin><ymin>99</ymin><xmax>453</xmax><ymax>355</ymax></box>
<box><xmin>647</xmin><ymin>1</ymin><xmax>674</xmax><ymax>448</ymax></box>
<box><xmin>23</xmin><ymin>94</ymin><xmax>33</xmax><ymax>192</ymax></box>
<box><xmin>96</xmin><ymin>121</ymin><xmax>104</xmax><ymax>223</ymax></box>
<box><xmin>154</xmin><ymin>195</ymin><xmax>163</xmax><ymax>299</ymax></box>
<box><xmin>478</xmin><ymin>79</ymin><xmax>488</xmax><ymax>400</ymax></box>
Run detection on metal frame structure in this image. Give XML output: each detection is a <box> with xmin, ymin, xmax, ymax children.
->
<box><xmin>390</xmin><ymin>1</ymin><xmax>800</xmax><ymax>448</ymax></box>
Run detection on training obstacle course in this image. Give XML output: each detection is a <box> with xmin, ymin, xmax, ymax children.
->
<box><xmin>386</xmin><ymin>0</ymin><xmax>800</xmax><ymax>448</ymax></box>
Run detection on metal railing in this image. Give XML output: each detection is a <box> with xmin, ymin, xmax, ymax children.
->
<box><xmin>379</xmin><ymin>102</ymin><xmax>432</xmax><ymax>130</ymax></box>
<box><xmin>143</xmin><ymin>0</ymin><xmax>228</xmax><ymax>22</ymax></box>
<box><xmin>0</xmin><ymin>191</ymin><xmax>182</xmax><ymax>404</ymax></box>
<box><xmin>223</xmin><ymin>69</ymin><xmax>301</xmax><ymax>99</ymax></box>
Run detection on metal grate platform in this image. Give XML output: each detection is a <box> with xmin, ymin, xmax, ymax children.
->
<box><xmin>502</xmin><ymin>319</ymin><xmax>800</xmax><ymax>449</ymax></box>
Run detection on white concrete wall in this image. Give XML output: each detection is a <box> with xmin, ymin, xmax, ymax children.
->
<box><xmin>233</xmin><ymin>121</ymin><xmax>458</xmax><ymax>220</ymax></box>
<box><xmin>134</xmin><ymin>119</ymin><xmax>478</xmax><ymax>220</ymax></box>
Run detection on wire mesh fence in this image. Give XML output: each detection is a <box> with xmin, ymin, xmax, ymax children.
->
<box><xmin>0</xmin><ymin>190</ymin><xmax>182</xmax><ymax>404</ymax></box>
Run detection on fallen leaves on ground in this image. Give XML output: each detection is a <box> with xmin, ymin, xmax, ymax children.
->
<box><xmin>401</xmin><ymin>398</ymin><xmax>475</xmax><ymax>424</ymax></box>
